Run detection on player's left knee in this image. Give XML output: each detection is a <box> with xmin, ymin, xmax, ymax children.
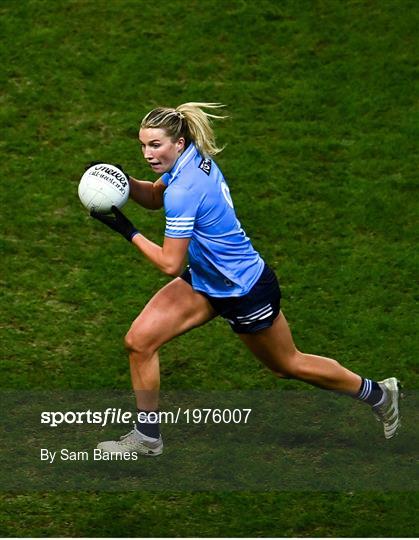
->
<box><xmin>284</xmin><ymin>352</ymin><xmax>312</xmax><ymax>380</ymax></box>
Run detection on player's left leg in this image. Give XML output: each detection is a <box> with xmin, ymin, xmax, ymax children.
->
<box><xmin>239</xmin><ymin>311</ymin><xmax>362</xmax><ymax>393</ymax></box>
<box><xmin>239</xmin><ymin>311</ymin><xmax>401</xmax><ymax>438</ymax></box>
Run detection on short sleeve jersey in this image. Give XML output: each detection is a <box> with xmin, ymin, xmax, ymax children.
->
<box><xmin>161</xmin><ymin>143</ymin><xmax>264</xmax><ymax>297</ymax></box>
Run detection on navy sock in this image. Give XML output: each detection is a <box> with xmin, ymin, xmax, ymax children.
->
<box><xmin>355</xmin><ymin>378</ymin><xmax>384</xmax><ymax>406</ymax></box>
<box><xmin>136</xmin><ymin>409</ymin><xmax>160</xmax><ymax>439</ymax></box>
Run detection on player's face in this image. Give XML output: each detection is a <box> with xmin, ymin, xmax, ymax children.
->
<box><xmin>139</xmin><ymin>128</ymin><xmax>185</xmax><ymax>174</ymax></box>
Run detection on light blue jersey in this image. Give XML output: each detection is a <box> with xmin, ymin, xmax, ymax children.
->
<box><xmin>161</xmin><ymin>144</ymin><xmax>264</xmax><ymax>297</ymax></box>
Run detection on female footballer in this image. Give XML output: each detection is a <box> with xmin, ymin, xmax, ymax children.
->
<box><xmin>91</xmin><ymin>103</ymin><xmax>401</xmax><ymax>456</ymax></box>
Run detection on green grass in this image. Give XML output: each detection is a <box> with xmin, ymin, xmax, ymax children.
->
<box><xmin>1</xmin><ymin>0</ymin><xmax>418</xmax><ymax>536</ymax></box>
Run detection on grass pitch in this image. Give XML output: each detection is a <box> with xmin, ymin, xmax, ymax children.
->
<box><xmin>1</xmin><ymin>0</ymin><xmax>418</xmax><ymax>536</ymax></box>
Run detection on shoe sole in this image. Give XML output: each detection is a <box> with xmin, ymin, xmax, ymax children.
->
<box><xmin>383</xmin><ymin>377</ymin><xmax>402</xmax><ymax>439</ymax></box>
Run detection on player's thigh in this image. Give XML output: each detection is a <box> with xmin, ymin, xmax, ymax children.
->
<box><xmin>238</xmin><ymin>311</ymin><xmax>298</xmax><ymax>374</ymax></box>
<box><xmin>126</xmin><ymin>277</ymin><xmax>216</xmax><ymax>350</ymax></box>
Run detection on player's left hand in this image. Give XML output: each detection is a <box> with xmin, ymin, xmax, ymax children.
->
<box><xmin>91</xmin><ymin>206</ymin><xmax>139</xmax><ymax>242</ymax></box>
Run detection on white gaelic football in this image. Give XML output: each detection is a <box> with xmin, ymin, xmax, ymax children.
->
<box><xmin>78</xmin><ymin>163</ymin><xmax>130</xmax><ymax>213</ymax></box>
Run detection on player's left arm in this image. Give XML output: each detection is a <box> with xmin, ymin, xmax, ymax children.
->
<box><xmin>131</xmin><ymin>234</ymin><xmax>190</xmax><ymax>277</ymax></box>
<box><xmin>90</xmin><ymin>206</ymin><xmax>189</xmax><ymax>277</ymax></box>
<box><xmin>131</xmin><ymin>183</ymin><xmax>197</xmax><ymax>276</ymax></box>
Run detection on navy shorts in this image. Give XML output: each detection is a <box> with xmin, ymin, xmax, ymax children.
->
<box><xmin>181</xmin><ymin>263</ymin><xmax>281</xmax><ymax>334</ymax></box>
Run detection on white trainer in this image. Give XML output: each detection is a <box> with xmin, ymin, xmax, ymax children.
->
<box><xmin>97</xmin><ymin>429</ymin><xmax>163</xmax><ymax>456</ymax></box>
<box><xmin>372</xmin><ymin>377</ymin><xmax>402</xmax><ymax>439</ymax></box>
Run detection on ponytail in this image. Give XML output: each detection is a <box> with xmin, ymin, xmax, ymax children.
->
<box><xmin>140</xmin><ymin>102</ymin><xmax>226</xmax><ymax>157</ymax></box>
<box><xmin>176</xmin><ymin>103</ymin><xmax>225</xmax><ymax>156</ymax></box>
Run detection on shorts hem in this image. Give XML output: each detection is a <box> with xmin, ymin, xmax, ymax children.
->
<box><xmin>231</xmin><ymin>310</ymin><xmax>281</xmax><ymax>334</ymax></box>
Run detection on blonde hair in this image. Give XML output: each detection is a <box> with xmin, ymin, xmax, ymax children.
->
<box><xmin>140</xmin><ymin>102</ymin><xmax>226</xmax><ymax>157</ymax></box>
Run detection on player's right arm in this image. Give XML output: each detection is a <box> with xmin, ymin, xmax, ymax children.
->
<box><xmin>128</xmin><ymin>176</ymin><xmax>166</xmax><ymax>210</ymax></box>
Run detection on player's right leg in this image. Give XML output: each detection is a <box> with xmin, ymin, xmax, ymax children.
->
<box><xmin>125</xmin><ymin>276</ymin><xmax>216</xmax><ymax>409</ymax></box>
<box><xmin>97</xmin><ymin>276</ymin><xmax>216</xmax><ymax>456</ymax></box>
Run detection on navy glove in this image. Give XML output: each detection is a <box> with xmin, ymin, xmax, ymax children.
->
<box><xmin>91</xmin><ymin>206</ymin><xmax>139</xmax><ymax>242</ymax></box>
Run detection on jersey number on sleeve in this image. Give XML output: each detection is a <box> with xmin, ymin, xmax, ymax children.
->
<box><xmin>221</xmin><ymin>181</ymin><xmax>234</xmax><ymax>209</ymax></box>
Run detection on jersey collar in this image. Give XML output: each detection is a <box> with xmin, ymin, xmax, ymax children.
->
<box><xmin>165</xmin><ymin>143</ymin><xmax>198</xmax><ymax>186</ymax></box>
